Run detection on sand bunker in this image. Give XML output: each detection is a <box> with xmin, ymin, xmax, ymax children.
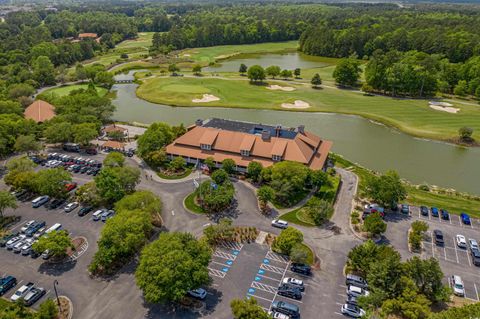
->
<box><xmin>192</xmin><ymin>94</ymin><xmax>220</xmax><ymax>103</ymax></box>
<box><xmin>281</xmin><ymin>100</ymin><xmax>311</xmax><ymax>109</ymax></box>
<box><xmin>428</xmin><ymin>101</ymin><xmax>459</xmax><ymax>114</ymax></box>
<box><xmin>267</xmin><ymin>85</ymin><xmax>296</xmax><ymax>92</ymax></box>
<box><xmin>182</xmin><ymin>54</ymin><xmax>191</xmax><ymax>57</ymax></box>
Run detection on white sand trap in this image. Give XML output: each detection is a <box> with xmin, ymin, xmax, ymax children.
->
<box><xmin>281</xmin><ymin>100</ymin><xmax>311</xmax><ymax>109</ymax></box>
<box><xmin>267</xmin><ymin>85</ymin><xmax>296</xmax><ymax>92</ymax></box>
<box><xmin>192</xmin><ymin>94</ymin><xmax>220</xmax><ymax>103</ymax></box>
<box><xmin>182</xmin><ymin>54</ymin><xmax>191</xmax><ymax>57</ymax></box>
<box><xmin>429</xmin><ymin>104</ymin><xmax>460</xmax><ymax>114</ymax></box>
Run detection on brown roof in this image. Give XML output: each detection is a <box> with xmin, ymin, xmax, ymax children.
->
<box><xmin>102</xmin><ymin>141</ymin><xmax>125</xmax><ymax>149</ymax></box>
<box><xmin>24</xmin><ymin>100</ymin><xmax>55</xmax><ymax>123</ymax></box>
<box><xmin>166</xmin><ymin>122</ymin><xmax>332</xmax><ymax>170</ymax></box>
<box><xmin>78</xmin><ymin>33</ymin><xmax>98</xmax><ymax>38</ymax></box>
<box><xmin>104</xmin><ymin>125</ymin><xmax>127</xmax><ymax>133</ymax></box>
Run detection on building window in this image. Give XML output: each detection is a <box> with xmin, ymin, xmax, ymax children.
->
<box><xmin>200</xmin><ymin>144</ymin><xmax>211</xmax><ymax>150</ymax></box>
<box><xmin>272</xmin><ymin>155</ymin><xmax>282</xmax><ymax>161</ymax></box>
<box><xmin>240</xmin><ymin>149</ymin><xmax>250</xmax><ymax>157</ymax></box>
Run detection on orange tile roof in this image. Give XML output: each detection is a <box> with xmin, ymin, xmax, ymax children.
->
<box><xmin>104</xmin><ymin>125</ymin><xmax>127</xmax><ymax>133</ymax></box>
<box><xmin>166</xmin><ymin>121</ymin><xmax>332</xmax><ymax>170</ymax></box>
<box><xmin>24</xmin><ymin>100</ymin><xmax>55</xmax><ymax>123</ymax></box>
<box><xmin>102</xmin><ymin>141</ymin><xmax>125</xmax><ymax>149</ymax></box>
<box><xmin>78</xmin><ymin>33</ymin><xmax>98</xmax><ymax>38</ymax></box>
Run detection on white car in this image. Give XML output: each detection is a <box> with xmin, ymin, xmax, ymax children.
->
<box><xmin>282</xmin><ymin>277</ymin><xmax>304</xmax><ymax>291</ymax></box>
<box><xmin>271</xmin><ymin>219</ymin><xmax>288</xmax><ymax>229</ymax></box>
<box><xmin>347</xmin><ymin>285</ymin><xmax>370</xmax><ymax>298</ymax></box>
<box><xmin>10</xmin><ymin>282</ymin><xmax>34</xmax><ymax>302</ymax></box>
<box><xmin>64</xmin><ymin>202</ymin><xmax>79</xmax><ymax>213</ymax></box>
<box><xmin>451</xmin><ymin>275</ymin><xmax>465</xmax><ymax>297</ymax></box>
<box><xmin>187</xmin><ymin>288</ymin><xmax>207</xmax><ymax>300</ymax></box>
<box><xmin>341</xmin><ymin>303</ymin><xmax>366</xmax><ymax>318</ymax></box>
<box><xmin>456</xmin><ymin>235</ymin><xmax>467</xmax><ymax>248</ymax></box>
<box><xmin>6</xmin><ymin>235</ymin><xmax>26</xmax><ymax>250</ymax></box>
<box><xmin>469</xmin><ymin>239</ymin><xmax>479</xmax><ymax>251</ymax></box>
<box><xmin>268</xmin><ymin>311</ymin><xmax>291</xmax><ymax>319</ymax></box>
<box><xmin>20</xmin><ymin>220</ymin><xmax>36</xmax><ymax>233</ymax></box>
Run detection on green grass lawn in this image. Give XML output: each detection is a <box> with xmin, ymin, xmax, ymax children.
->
<box><xmin>0</xmin><ymin>298</ymin><xmax>11</xmax><ymax>312</ymax></box>
<box><xmin>38</xmin><ymin>84</ymin><xmax>108</xmax><ymax>98</ymax></box>
<box><xmin>184</xmin><ymin>192</ymin><xmax>206</xmax><ymax>214</ymax></box>
<box><xmin>181</xmin><ymin>41</ymin><xmax>299</xmax><ymax>64</ymax></box>
<box><xmin>298</xmin><ymin>243</ymin><xmax>315</xmax><ymax>265</ymax></box>
<box><xmin>136</xmin><ymin>76</ymin><xmax>480</xmax><ymax>141</ymax></box>
<box><xmin>116</xmin><ymin>32</ymin><xmax>154</xmax><ymax>50</ymax></box>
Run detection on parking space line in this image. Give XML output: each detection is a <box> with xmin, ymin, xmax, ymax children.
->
<box><xmin>211</xmin><ymin>260</ymin><xmax>231</xmax><ymax>268</ymax></box>
<box><xmin>466</xmin><ymin>249</ymin><xmax>472</xmax><ymax>266</ymax></box>
<box><xmin>208</xmin><ymin>268</ymin><xmax>226</xmax><ymax>278</ymax></box>
<box><xmin>265</xmin><ymin>251</ymin><xmax>289</xmax><ymax>264</ymax></box>
<box><xmin>212</xmin><ymin>250</ymin><xmax>237</xmax><ymax>261</ymax></box>
<box><xmin>268</xmin><ymin>257</ymin><xmax>290</xmax><ymax>311</ymax></box>
<box><xmin>10</xmin><ymin>220</ymin><xmax>27</xmax><ymax>231</ymax></box>
<box><xmin>453</xmin><ymin>237</ymin><xmax>459</xmax><ymax>263</ymax></box>
<box><xmin>430</xmin><ymin>232</ymin><xmax>435</xmax><ymax>258</ymax></box>
<box><xmin>251</xmin><ymin>281</ymin><xmax>278</xmax><ymax>294</ymax></box>
<box><xmin>260</xmin><ymin>263</ymin><xmax>285</xmax><ymax>275</ymax></box>
<box><xmin>258</xmin><ymin>273</ymin><xmax>282</xmax><ymax>283</ymax></box>
<box><xmin>475</xmin><ymin>283</ymin><xmax>479</xmax><ymax>301</ymax></box>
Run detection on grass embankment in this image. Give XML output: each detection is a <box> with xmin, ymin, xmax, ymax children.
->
<box><xmin>38</xmin><ymin>84</ymin><xmax>108</xmax><ymax>98</ymax></box>
<box><xmin>136</xmin><ymin>76</ymin><xmax>480</xmax><ymax>141</ymax></box>
<box><xmin>184</xmin><ymin>192</ymin><xmax>206</xmax><ymax>214</ymax></box>
<box><xmin>0</xmin><ymin>298</ymin><xmax>10</xmax><ymax>312</ymax></box>
<box><xmin>331</xmin><ymin>153</ymin><xmax>480</xmax><ymax>218</ymax></box>
<box><xmin>298</xmin><ymin>243</ymin><xmax>315</xmax><ymax>265</ymax></box>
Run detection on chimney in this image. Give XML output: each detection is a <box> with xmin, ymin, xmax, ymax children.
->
<box><xmin>261</xmin><ymin>129</ymin><xmax>271</xmax><ymax>141</ymax></box>
<box><xmin>298</xmin><ymin>125</ymin><xmax>305</xmax><ymax>134</ymax></box>
<box><xmin>195</xmin><ymin>119</ymin><xmax>203</xmax><ymax>126</ymax></box>
<box><xmin>275</xmin><ymin>125</ymin><xmax>281</xmax><ymax>137</ymax></box>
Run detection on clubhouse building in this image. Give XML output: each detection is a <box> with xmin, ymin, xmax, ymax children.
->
<box><xmin>165</xmin><ymin>118</ymin><xmax>332</xmax><ymax>172</ymax></box>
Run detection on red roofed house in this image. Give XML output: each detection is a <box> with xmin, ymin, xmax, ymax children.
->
<box><xmin>78</xmin><ymin>33</ymin><xmax>98</xmax><ymax>39</ymax></box>
<box><xmin>24</xmin><ymin>100</ymin><xmax>55</xmax><ymax>123</ymax></box>
<box><xmin>166</xmin><ymin>118</ymin><xmax>332</xmax><ymax>173</ymax></box>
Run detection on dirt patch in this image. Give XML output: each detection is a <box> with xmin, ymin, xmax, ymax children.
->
<box><xmin>281</xmin><ymin>100</ymin><xmax>311</xmax><ymax>109</ymax></box>
<box><xmin>192</xmin><ymin>94</ymin><xmax>220</xmax><ymax>103</ymax></box>
<box><xmin>429</xmin><ymin>101</ymin><xmax>459</xmax><ymax>113</ymax></box>
<box><xmin>266</xmin><ymin>85</ymin><xmax>295</xmax><ymax>92</ymax></box>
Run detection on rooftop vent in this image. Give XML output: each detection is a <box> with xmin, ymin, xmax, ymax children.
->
<box><xmin>298</xmin><ymin>125</ymin><xmax>305</xmax><ymax>134</ymax></box>
<box><xmin>195</xmin><ymin>119</ymin><xmax>203</xmax><ymax>126</ymax></box>
<box><xmin>261</xmin><ymin>129</ymin><xmax>271</xmax><ymax>141</ymax></box>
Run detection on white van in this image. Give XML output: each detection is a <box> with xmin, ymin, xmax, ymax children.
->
<box><xmin>45</xmin><ymin>223</ymin><xmax>62</xmax><ymax>234</ymax></box>
<box><xmin>32</xmin><ymin>196</ymin><xmax>49</xmax><ymax>208</ymax></box>
<box><xmin>92</xmin><ymin>209</ymin><xmax>104</xmax><ymax>221</ymax></box>
<box><xmin>452</xmin><ymin>275</ymin><xmax>465</xmax><ymax>297</ymax></box>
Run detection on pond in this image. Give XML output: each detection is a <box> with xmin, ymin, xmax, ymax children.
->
<box><xmin>112</xmin><ymin>81</ymin><xmax>480</xmax><ymax>195</ymax></box>
<box><xmin>204</xmin><ymin>52</ymin><xmax>334</xmax><ymax>73</ymax></box>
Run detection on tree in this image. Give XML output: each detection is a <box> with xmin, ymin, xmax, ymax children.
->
<box><xmin>305</xmin><ymin>197</ymin><xmax>333</xmax><ymax>225</ymax></box>
<box><xmin>95</xmin><ymin>167</ymin><xmax>140</xmax><ymax>203</ymax></box>
<box><xmin>114</xmin><ymin>190</ymin><xmax>162</xmax><ymax>226</ymax></box>
<box><xmin>239</xmin><ymin>64</ymin><xmax>247</xmax><ymax>75</ymax></box>
<box><xmin>103</xmin><ymin>151</ymin><xmax>125</xmax><ymax>168</ymax></box>
<box><xmin>34</xmin><ymin>168</ymin><xmax>72</xmax><ymax>198</ymax></box>
<box><xmin>429</xmin><ymin>302</ymin><xmax>480</xmax><ymax>319</ymax></box>
<box><xmin>290</xmin><ymin>243</ymin><xmax>308</xmax><ymax>264</ymax></box>
<box><xmin>265</xmin><ymin>65</ymin><xmax>281</xmax><ymax>79</ymax></box>
<box><xmin>0</xmin><ymin>100</ymin><xmax>22</xmax><ymax>115</ymax></box>
<box><xmin>203</xmin><ymin>218</ymin><xmax>235</xmax><ymax>245</ymax></box>
<box><xmin>0</xmin><ymin>191</ymin><xmax>17</xmax><ymax>219</ymax></box>
<box><xmin>269</xmin><ymin>161</ymin><xmax>310</xmax><ymax>206</ymax></box>
<box><xmin>257</xmin><ymin>185</ymin><xmax>274</xmax><ymax>212</ymax></box>
<box><xmin>196</xmin><ymin>180</ymin><xmax>235</xmax><ymax>214</ymax></box>
<box><xmin>75</xmin><ymin>182</ymin><xmax>102</xmax><ymax>207</ymax></box>
<box><xmin>94</xmin><ymin>71</ymin><xmax>115</xmax><ymax>89</ymax></box>
<box><xmin>44</xmin><ymin>122</ymin><xmax>73</xmax><ymax>144</ymax></box>
<box><xmin>192</xmin><ymin>64</ymin><xmax>202</xmax><ymax>76</ymax></box>
<box><xmin>212</xmin><ymin>169</ymin><xmax>229</xmax><ymax>185</ymax></box>
<box><xmin>347</xmin><ymin>240</ymin><xmax>397</xmax><ymax>276</ymax></box>
<box><xmin>32</xmin><ymin>56</ymin><xmax>56</xmax><ymax>86</ymax></box>
<box><xmin>107</xmin><ymin>130</ymin><xmax>125</xmax><ymax>142</ymax></box>
<box><xmin>231</xmin><ymin>298</ymin><xmax>270</xmax><ymax>319</ymax></box>
<box><xmin>366</xmin><ymin>250</ymin><xmax>403</xmax><ymax>300</ymax></box>
<box><xmin>311</xmin><ymin>73</ymin><xmax>322</xmax><ymax>88</ymax></box>
<box><xmin>168</xmin><ymin>63</ymin><xmax>179</xmax><ymax>75</ymax></box>
<box><xmin>8</xmin><ymin>83</ymin><xmax>35</xmax><ymax>99</ymax></box>
<box><xmin>333</xmin><ymin>58</ymin><xmax>361</xmax><ymax>87</ymax></box>
<box><xmin>272</xmin><ymin>227</ymin><xmax>304</xmax><ymax>255</ymax></box>
<box><xmin>365</xmin><ymin>170</ymin><xmax>407</xmax><ymax>209</ymax></box>
<box><xmin>309</xmin><ymin>170</ymin><xmax>329</xmax><ymax>188</ymax></box>
<box><xmin>73</xmin><ymin>123</ymin><xmax>98</xmax><ymax>146</ymax></box>
<box><xmin>204</xmin><ymin>157</ymin><xmax>216</xmax><ymax>171</ymax></box>
<box><xmin>75</xmin><ymin>64</ymin><xmax>87</xmax><ymax>81</ymax></box>
<box><xmin>14</xmin><ymin>135</ymin><xmax>41</xmax><ymax>154</ymax></box>
<box><xmin>458</xmin><ymin>126</ymin><xmax>474</xmax><ymax>141</ymax></box>
<box><xmin>363</xmin><ymin>212</ymin><xmax>387</xmax><ymax>236</ymax></box>
<box><xmin>135</xmin><ymin>232</ymin><xmax>211</xmax><ymax>303</ymax></box>
<box><xmin>280</xmin><ymin>69</ymin><xmax>293</xmax><ymax>80</ymax></box>
<box><xmin>137</xmin><ymin>122</ymin><xmax>174</xmax><ymax>158</ymax></box>
<box><xmin>222</xmin><ymin>158</ymin><xmax>236</xmax><ymax>174</ymax></box>
<box><xmin>247</xmin><ymin>65</ymin><xmax>266</xmax><ymax>83</ymax></box>
<box><xmin>294</xmin><ymin>68</ymin><xmax>301</xmax><ymax>78</ymax></box>
<box><xmin>37</xmin><ymin>299</ymin><xmax>59</xmax><ymax>319</ymax></box>
<box><xmin>169</xmin><ymin>156</ymin><xmax>186</xmax><ymax>172</ymax></box>
<box><xmin>403</xmin><ymin>257</ymin><xmax>449</xmax><ymax>302</ymax></box>
<box><xmin>247</xmin><ymin>161</ymin><xmax>263</xmax><ymax>182</ymax></box>
<box><xmin>32</xmin><ymin>230</ymin><xmax>73</xmax><ymax>259</ymax></box>
<box><xmin>454</xmin><ymin>80</ymin><xmax>468</xmax><ymax>96</ymax></box>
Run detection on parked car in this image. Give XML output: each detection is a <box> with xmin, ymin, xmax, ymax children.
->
<box><xmin>24</xmin><ymin>287</ymin><xmax>46</xmax><ymax>306</ymax></box>
<box><xmin>33</xmin><ymin>227</ymin><xmax>46</xmax><ymax>239</ymax></box>
<box><xmin>10</xmin><ymin>282</ymin><xmax>34</xmax><ymax>302</ymax></box>
<box><xmin>0</xmin><ymin>232</ymin><xmax>19</xmax><ymax>247</ymax></box>
<box><xmin>290</xmin><ymin>263</ymin><xmax>311</xmax><ymax>276</ymax></box>
<box><xmin>346</xmin><ymin>295</ymin><xmax>358</xmax><ymax>306</ymax></box>
<box><xmin>21</xmin><ymin>239</ymin><xmax>36</xmax><ymax>255</ymax></box>
<box><xmin>341</xmin><ymin>303</ymin><xmax>366</xmax><ymax>318</ymax></box>
<box><xmin>434</xmin><ymin>230</ymin><xmax>444</xmax><ymax>246</ymax></box>
<box><xmin>46</xmin><ymin>198</ymin><xmax>66</xmax><ymax>210</ymax></box>
<box><xmin>346</xmin><ymin>274</ymin><xmax>368</xmax><ymax>289</ymax></box>
<box><xmin>420</xmin><ymin>206</ymin><xmax>429</xmax><ymax>216</ymax></box>
<box><xmin>101</xmin><ymin>210</ymin><xmax>115</xmax><ymax>222</ymax></box>
<box><xmin>6</xmin><ymin>235</ymin><xmax>25</xmax><ymax>250</ymax></box>
<box><xmin>456</xmin><ymin>235</ymin><xmax>467</xmax><ymax>248</ymax></box>
<box><xmin>451</xmin><ymin>275</ymin><xmax>465</xmax><ymax>297</ymax></box>
<box><xmin>32</xmin><ymin>195</ymin><xmax>49</xmax><ymax>208</ymax></box>
<box><xmin>268</xmin><ymin>311</ymin><xmax>291</xmax><ymax>319</ymax></box>
<box><xmin>271</xmin><ymin>219</ymin><xmax>288</xmax><ymax>229</ymax></box>
<box><xmin>468</xmin><ymin>239</ymin><xmax>479</xmax><ymax>251</ymax></box>
<box><xmin>25</xmin><ymin>221</ymin><xmax>46</xmax><ymax>237</ymax></box>
<box><xmin>65</xmin><ymin>182</ymin><xmax>77</xmax><ymax>192</ymax></box>
<box><xmin>30</xmin><ymin>250</ymin><xmax>41</xmax><ymax>259</ymax></box>
<box><xmin>346</xmin><ymin>285</ymin><xmax>370</xmax><ymax>298</ymax></box>
<box><xmin>0</xmin><ymin>276</ymin><xmax>17</xmax><ymax>295</ymax></box>
<box><xmin>471</xmin><ymin>248</ymin><xmax>480</xmax><ymax>266</ymax></box>
<box><xmin>277</xmin><ymin>284</ymin><xmax>302</xmax><ymax>300</ymax></box>
<box><xmin>400</xmin><ymin>204</ymin><xmax>409</xmax><ymax>214</ymax></box>
<box><xmin>21</xmin><ymin>220</ymin><xmax>36</xmax><ymax>233</ymax></box>
<box><xmin>12</xmin><ymin>189</ymin><xmax>27</xmax><ymax>199</ymax></box>
<box><xmin>430</xmin><ymin>207</ymin><xmax>439</xmax><ymax>218</ymax></box>
<box><xmin>13</xmin><ymin>239</ymin><xmax>28</xmax><ymax>253</ymax></box>
<box><xmin>363</xmin><ymin>204</ymin><xmax>385</xmax><ymax>219</ymax></box>
<box><xmin>78</xmin><ymin>206</ymin><xmax>93</xmax><ymax>217</ymax></box>
<box><xmin>270</xmin><ymin>301</ymin><xmax>300</xmax><ymax>318</ymax></box>
<box><xmin>92</xmin><ymin>209</ymin><xmax>104</xmax><ymax>221</ymax></box>
<box><xmin>282</xmin><ymin>277</ymin><xmax>304</xmax><ymax>291</ymax></box>
<box><xmin>440</xmin><ymin>209</ymin><xmax>450</xmax><ymax>220</ymax></box>
<box><xmin>41</xmin><ymin>249</ymin><xmax>53</xmax><ymax>260</ymax></box>
<box><xmin>187</xmin><ymin>288</ymin><xmax>207</xmax><ymax>300</ymax></box>
<box><xmin>64</xmin><ymin>202</ymin><xmax>79</xmax><ymax>213</ymax></box>
<box><xmin>461</xmin><ymin>213</ymin><xmax>471</xmax><ymax>225</ymax></box>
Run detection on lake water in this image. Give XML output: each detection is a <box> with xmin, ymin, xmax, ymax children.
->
<box><xmin>112</xmin><ymin>79</ymin><xmax>480</xmax><ymax>194</ymax></box>
<box><xmin>204</xmin><ymin>52</ymin><xmax>333</xmax><ymax>73</ymax></box>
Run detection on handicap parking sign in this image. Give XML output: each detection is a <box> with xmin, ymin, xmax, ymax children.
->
<box><xmin>263</xmin><ymin>259</ymin><xmax>270</xmax><ymax>264</ymax></box>
<box><xmin>258</xmin><ymin>269</ymin><xmax>265</xmax><ymax>274</ymax></box>
<box><xmin>233</xmin><ymin>250</ymin><xmax>239</xmax><ymax>255</ymax></box>
<box><xmin>222</xmin><ymin>267</ymin><xmax>229</xmax><ymax>272</ymax></box>
<box><xmin>226</xmin><ymin>260</ymin><xmax>233</xmax><ymax>265</ymax></box>
<box><xmin>248</xmin><ymin>288</ymin><xmax>256</xmax><ymax>294</ymax></box>
<box><xmin>255</xmin><ymin>276</ymin><xmax>261</xmax><ymax>281</ymax></box>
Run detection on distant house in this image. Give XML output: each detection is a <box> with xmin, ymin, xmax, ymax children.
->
<box><xmin>103</xmin><ymin>124</ymin><xmax>127</xmax><ymax>135</ymax></box>
<box><xmin>102</xmin><ymin>140</ymin><xmax>126</xmax><ymax>152</ymax></box>
<box><xmin>24</xmin><ymin>100</ymin><xmax>55</xmax><ymax>123</ymax></box>
<box><xmin>166</xmin><ymin>118</ymin><xmax>333</xmax><ymax>173</ymax></box>
<box><xmin>78</xmin><ymin>33</ymin><xmax>98</xmax><ymax>39</ymax></box>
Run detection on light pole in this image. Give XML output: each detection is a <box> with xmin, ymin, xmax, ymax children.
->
<box><xmin>53</xmin><ymin>280</ymin><xmax>61</xmax><ymax>312</ymax></box>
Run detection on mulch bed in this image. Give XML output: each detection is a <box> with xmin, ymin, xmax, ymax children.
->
<box><xmin>66</xmin><ymin>237</ymin><xmax>85</xmax><ymax>257</ymax></box>
<box><xmin>57</xmin><ymin>296</ymin><xmax>72</xmax><ymax>319</ymax></box>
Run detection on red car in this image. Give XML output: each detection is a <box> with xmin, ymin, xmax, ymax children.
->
<box><xmin>65</xmin><ymin>183</ymin><xmax>77</xmax><ymax>192</ymax></box>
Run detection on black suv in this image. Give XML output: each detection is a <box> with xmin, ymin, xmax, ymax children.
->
<box><xmin>471</xmin><ymin>248</ymin><xmax>480</xmax><ymax>266</ymax></box>
<box><xmin>434</xmin><ymin>230</ymin><xmax>444</xmax><ymax>246</ymax></box>
<box><xmin>290</xmin><ymin>263</ymin><xmax>312</xmax><ymax>276</ymax></box>
<box><xmin>46</xmin><ymin>198</ymin><xmax>66</xmax><ymax>210</ymax></box>
<box><xmin>278</xmin><ymin>284</ymin><xmax>302</xmax><ymax>300</ymax></box>
<box><xmin>0</xmin><ymin>276</ymin><xmax>17</xmax><ymax>295</ymax></box>
<box><xmin>78</xmin><ymin>206</ymin><xmax>93</xmax><ymax>217</ymax></box>
<box><xmin>420</xmin><ymin>206</ymin><xmax>429</xmax><ymax>216</ymax></box>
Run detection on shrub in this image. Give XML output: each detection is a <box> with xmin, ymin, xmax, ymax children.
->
<box><xmin>272</xmin><ymin>227</ymin><xmax>304</xmax><ymax>255</ymax></box>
